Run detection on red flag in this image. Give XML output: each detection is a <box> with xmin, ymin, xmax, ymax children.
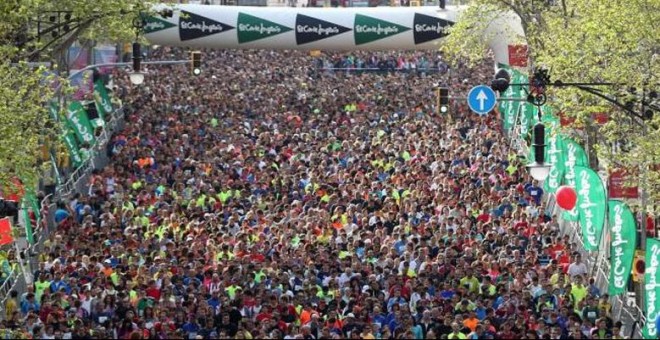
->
<box><xmin>0</xmin><ymin>218</ymin><xmax>13</xmax><ymax>245</ymax></box>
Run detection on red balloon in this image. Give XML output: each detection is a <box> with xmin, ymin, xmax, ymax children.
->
<box><xmin>556</xmin><ymin>185</ymin><xmax>577</xmax><ymax>210</ymax></box>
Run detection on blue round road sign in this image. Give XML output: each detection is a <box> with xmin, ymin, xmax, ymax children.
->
<box><xmin>467</xmin><ymin>85</ymin><xmax>497</xmax><ymax>116</ymax></box>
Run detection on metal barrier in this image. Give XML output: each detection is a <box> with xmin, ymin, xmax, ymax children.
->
<box><xmin>319</xmin><ymin>67</ymin><xmax>447</xmax><ymax>74</ymax></box>
<box><xmin>552</xmin><ymin>192</ymin><xmax>644</xmax><ymax>338</ymax></box>
<box><xmin>505</xmin><ymin>109</ymin><xmax>644</xmax><ymax>337</ymax></box>
<box><xmin>0</xmin><ymin>106</ymin><xmax>126</xmax><ymax>320</ymax></box>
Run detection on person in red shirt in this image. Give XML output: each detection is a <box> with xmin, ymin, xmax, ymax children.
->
<box><xmin>145</xmin><ymin>280</ymin><xmax>161</xmax><ymax>301</ymax></box>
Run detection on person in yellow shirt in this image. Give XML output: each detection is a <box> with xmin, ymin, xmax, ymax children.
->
<box><xmin>360</xmin><ymin>324</ymin><xmax>376</xmax><ymax>339</ymax></box>
<box><xmin>4</xmin><ymin>290</ymin><xmax>18</xmax><ymax>319</ymax></box>
<box><xmin>448</xmin><ymin>322</ymin><xmax>467</xmax><ymax>339</ymax></box>
<box><xmin>570</xmin><ymin>275</ymin><xmax>588</xmax><ymax>312</ymax></box>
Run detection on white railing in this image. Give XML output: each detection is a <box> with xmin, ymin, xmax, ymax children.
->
<box><xmin>552</xmin><ymin>196</ymin><xmax>644</xmax><ymax>338</ymax></box>
<box><xmin>0</xmin><ymin>106</ymin><xmax>125</xmax><ymax>320</ymax></box>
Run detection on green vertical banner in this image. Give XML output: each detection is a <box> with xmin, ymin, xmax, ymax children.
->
<box><xmin>93</xmin><ymin>79</ymin><xmax>113</xmax><ymax>127</ymax></box>
<box><xmin>513</xmin><ymin>73</ymin><xmax>529</xmax><ymax>135</ymax></box>
<box><xmin>608</xmin><ymin>200</ymin><xmax>636</xmax><ymax>296</ymax></box>
<box><xmin>23</xmin><ymin>189</ymin><xmax>40</xmax><ymax>246</ymax></box>
<box><xmin>644</xmin><ymin>238</ymin><xmax>660</xmax><ymax>339</ymax></box>
<box><xmin>496</xmin><ymin>64</ymin><xmax>517</xmax><ymax>132</ymax></box>
<box><xmin>66</xmin><ymin>101</ymin><xmax>95</xmax><ymax>145</ymax></box>
<box><xmin>574</xmin><ymin>166</ymin><xmax>606</xmax><ymax>251</ymax></box>
<box><xmin>561</xmin><ymin>137</ymin><xmax>588</xmax><ymax>221</ymax></box>
<box><xmin>62</xmin><ymin>131</ymin><xmax>84</xmax><ymax>168</ymax></box>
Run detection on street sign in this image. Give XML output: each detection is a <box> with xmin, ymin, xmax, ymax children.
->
<box><xmin>467</xmin><ymin>85</ymin><xmax>497</xmax><ymax>115</ymax></box>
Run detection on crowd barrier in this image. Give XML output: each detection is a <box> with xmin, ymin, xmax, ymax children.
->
<box><xmin>504</xmin><ymin>105</ymin><xmax>644</xmax><ymax>338</ymax></box>
<box><xmin>0</xmin><ymin>106</ymin><xmax>126</xmax><ymax>319</ymax></box>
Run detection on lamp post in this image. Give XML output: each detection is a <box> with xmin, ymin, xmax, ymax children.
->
<box><xmin>527</xmin><ymin>121</ymin><xmax>551</xmax><ymax>181</ymax></box>
<box><xmin>129</xmin><ymin>16</ymin><xmax>145</xmax><ymax>85</ymax></box>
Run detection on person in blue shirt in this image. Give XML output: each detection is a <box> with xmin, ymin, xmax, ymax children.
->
<box><xmin>20</xmin><ymin>293</ymin><xmax>39</xmax><ymax>315</ymax></box>
<box><xmin>182</xmin><ymin>314</ymin><xmax>200</xmax><ymax>338</ymax></box>
<box><xmin>525</xmin><ymin>180</ymin><xmax>544</xmax><ymax>205</ymax></box>
<box><xmin>50</xmin><ymin>273</ymin><xmax>71</xmax><ymax>295</ymax></box>
<box><xmin>54</xmin><ymin>203</ymin><xmax>70</xmax><ymax>226</ymax></box>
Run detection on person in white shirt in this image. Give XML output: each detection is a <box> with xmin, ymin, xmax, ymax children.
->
<box><xmin>567</xmin><ymin>253</ymin><xmax>588</xmax><ymax>278</ymax></box>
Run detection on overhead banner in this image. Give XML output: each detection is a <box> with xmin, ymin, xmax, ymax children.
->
<box><xmin>147</xmin><ymin>5</ymin><xmax>462</xmax><ymax>50</ymax></box>
<box><xmin>575</xmin><ymin>166</ymin><xmax>606</xmax><ymax>251</ymax></box>
<box><xmin>295</xmin><ymin>14</ymin><xmax>352</xmax><ymax>45</ymax></box>
<box><xmin>644</xmin><ymin>238</ymin><xmax>660</xmax><ymax>339</ymax></box>
<box><xmin>561</xmin><ymin>137</ymin><xmax>588</xmax><ymax>221</ymax></box>
<box><xmin>608</xmin><ymin>200</ymin><xmax>636</xmax><ymax>296</ymax></box>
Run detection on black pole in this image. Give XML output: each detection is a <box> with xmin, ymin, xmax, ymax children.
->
<box><xmin>132</xmin><ymin>42</ymin><xmax>141</xmax><ymax>72</ymax></box>
<box><xmin>532</xmin><ymin>122</ymin><xmax>545</xmax><ymax>164</ymax></box>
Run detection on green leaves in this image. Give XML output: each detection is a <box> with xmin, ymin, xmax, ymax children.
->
<box><xmin>447</xmin><ymin>0</ymin><xmax>660</xmax><ymax>212</ymax></box>
<box><xmin>0</xmin><ymin>62</ymin><xmax>59</xmax><ymax>189</ymax></box>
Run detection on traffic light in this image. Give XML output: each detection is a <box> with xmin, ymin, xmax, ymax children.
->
<box><xmin>438</xmin><ymin>87</ymin><xmax>449</xmax><ymax>113</ymax></box>
<box><xmin>191</xmin><ymin>51</ymin><xmax>202</xmax><ymax>76</ymax></box>
<box><xmin>491</xmin><ymin>69</ymin><xmax>511</xmax><ymax>93</ymax></box>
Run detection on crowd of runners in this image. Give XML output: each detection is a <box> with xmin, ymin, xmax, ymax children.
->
<box><xmin>0</xmin><ymin>48</ymin><xmax>627</xmax><ymax>339</ymax></box>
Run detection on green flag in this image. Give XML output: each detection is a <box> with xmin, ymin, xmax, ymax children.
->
<box><xmin>608</xmin><ymin>200</ymin><xmax>636</xmax><ymax>296</ymax></box>
<box><xmin>644</xmin><ymin>238</ymin><xmax>660</xmax><ymax>339</ymax></box>
<box><xmin>93</xmin><ymin>79</ymin><xmax>113</xmax><ymax>127</ymax></box>
<box><xmin>66</xmin><ymin>101</ymin><xmax>95</xmax><ymax>145</ymax></box>
<box><xmin>561</xmin><ymin>137</ymin><xmax>588</xmax><ymax>221</ymax></box>
<box><xmin>574</xmin><ymin>166</ymin><xmax>606</xmax><ymax>251</ymax></box>
<box><xmin>62</xmin><ymin>131</ymin><xmax>84</xmax><ymax>168</ymax></box>
<box><xmin>496</xmin><ymin>64</ymin><xmax>523</xmax><ymax>132</ymax></box>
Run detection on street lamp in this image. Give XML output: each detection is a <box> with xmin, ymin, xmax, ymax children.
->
<box><xmin>129</xmin><ymin>42</ymin><xmax>145</xmax><ymax>85</ymax></box>
<box><xmin>526</xmin><ymin>121</ymin><xmax>551</xmax><ymax>181</ymax></box>
<box><xmin>129</xmin><ymin>17</ymin><xmax>145</xmax><ymax>85</ymax></box>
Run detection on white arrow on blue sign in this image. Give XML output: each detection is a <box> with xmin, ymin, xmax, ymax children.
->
<box><xmin>467</xmin><ymin>85</ymin><xmax>497</xmax><ymax>116</ymax></box>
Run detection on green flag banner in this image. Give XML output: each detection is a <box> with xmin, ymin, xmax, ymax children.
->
<box><xmin>575</xmin><ymin>166</ymin><xmax>606</xmax><ymax>251</ymax></box>
<box><xmin>561</xmin><ymin>137</ymin><xmax>589</xmax><ymax>221</ymax></box>
<box><xmin>644</xmin><ymin>238</ymin><xmax>660</xmax><ymax>339</ymax></box>
<box><xmin>66</xmin><ymin>101</ymin><xmax>95</xmax><ymax>145</ymax></box>
<box><xmin>513</xmin><ymin>73</ymin><xmax>529</xmax><ymax>135</ymax></box>
<box><xmin>496</xmin><ymin>65</ymin><xmax>513</xmax><ymax>131</ymax></box>
<box><xmin>93</xmin><ymin>79</ymin><xmax>113</xmax><ymax>127</ymax></box>
<box><xmin>23</xmin><ymin>189</ymin><xmax>40</xmax><ymax>245</ymax></box>
<box><xmin>62</xmin><ymin>131</ymin><xmax>84</xmax><ymax>168</ymax></box>
<box><xmin>519</xmin><ymin>102</ymin><xmax>538</xmax><ymax>137</ymax></box>
<box><xmin>608</xmin><ymin>200</ymin><xmax>636</xmax><ymax>296</ymax></box>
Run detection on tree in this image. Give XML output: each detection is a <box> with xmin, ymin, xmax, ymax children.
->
<box><xmin>0</xmin><ymin>0</ymin><xmax>158</xmax><ymax>192</ymax></box>
<box><xmin>441</xmin><ymin>0</ymin><xmax>660</xmax><ymax>208</ymax></box>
